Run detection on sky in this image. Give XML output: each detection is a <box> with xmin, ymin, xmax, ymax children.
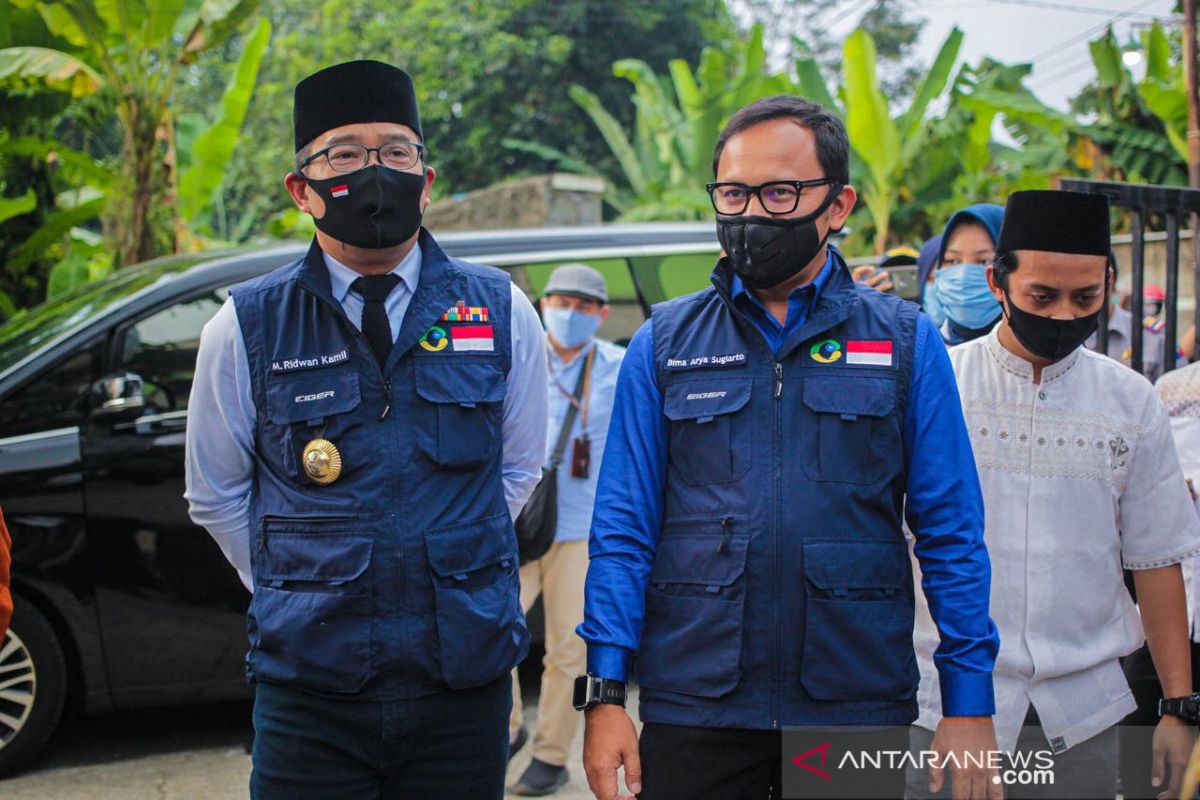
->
<box><xmin>906</xmin><ymin>0</ymin><xmax>1177</xmax><ymax>111</ymax></box>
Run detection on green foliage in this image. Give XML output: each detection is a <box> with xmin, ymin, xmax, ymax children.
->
<box><xmin>1073</xmin><ymin>22</ymin><xmax>1187</xmax><ymax>185</ymax></box>
<box><xmin>0</xmin><ymin>0</ymin><xmax>268</xmax><ymax>270</ymax></box>
<box><xmin>176</xmin><ymin>0</ymin><xmax>733</xmax><ymax>243</ymax></box>
<box><xmin>177</xmin><ymin>15</ymin><xmax>270</xmax><ymax>224</ymax></box>
<box><xmin>538</xmin><ymin>24</ymin><xmax>789</xmax><ymax>221</ymax></box>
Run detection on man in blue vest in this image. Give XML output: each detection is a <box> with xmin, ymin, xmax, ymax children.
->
<box><xmin>184</xmin><ymin>60</ymin><xmax>547</xmax><ymax>799</ymax></box>
<box><xmin>574</xmin><ymin>96</ymin><xmax>1002</xmax><ymax>800</ymax></box>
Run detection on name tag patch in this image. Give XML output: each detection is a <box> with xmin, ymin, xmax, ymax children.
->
<box><xmin>271</xmin><ymin>348</ymin><xmax>350</xmax><ymax>373</ymax></box>
<box><xmin>665</xmin><ymin>352</ymin><xmax>746</xmax><ymax>371</ymax></box>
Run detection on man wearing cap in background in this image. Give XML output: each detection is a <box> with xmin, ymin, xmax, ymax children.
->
<box><xmin>908</xmin><ymin>190</ymin><xmax>1200</xmax><ymax>798</ymax></box>
<box><xmin>185</xmin><ymin>60</ymin><xmax>547</xmax><ymax>799</ymax></box>
<box><xmin>509</xmin><ymin>264</ymin><xmax>624</xmax><ymax>796</ymax></box>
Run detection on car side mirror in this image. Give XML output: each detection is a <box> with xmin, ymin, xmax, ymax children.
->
<box><xmin>92</xmin><ymin>372</ymin><xmax>146</xmax><ymax>422</ymax></box>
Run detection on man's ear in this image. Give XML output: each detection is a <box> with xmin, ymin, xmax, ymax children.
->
<box><xmin>827</xmin><ymin>184</ymin><xmax>857</xmax><ymax>232</ymax></box>
<box><xmin>599</xmin><ymin>305</ymin><xmax>611</xmax><ymax>323</ymax></box>
<box><xmin>284</xmin><ymin>171</ymin><xmax>322</xmax><ymax>218</ymax></box>
<box><xmin>421</xmin><ymin>165</ymin><xmax>437</xmax><ymax>213</ymax></box>
<box><xmin>986</xmin><ymin>263</ymin><xmax>1005</xmax><ymax>304</ymax></box>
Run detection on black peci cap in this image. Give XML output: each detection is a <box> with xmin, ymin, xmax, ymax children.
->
<box><xmin>997</xmin><ymin>190</ymin><xmax>1110</xmax><ymax>256</ymax></box>
<box><xmin>293</xmin><ymin>60</ymin><xmax>423</xmax><ymax>152</ymax></box>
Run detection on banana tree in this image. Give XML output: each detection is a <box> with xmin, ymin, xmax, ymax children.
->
<box><xmin>805</xmin><ymin>26</ymin><xmax>964</xmax><ymax>254</ymax></box>
<box><xmin>506</xmin><ymin>24</ymin><xmax>793</xmax><ymax>220</ymax></box>
<box><xmin>0</xmin><ymin>0</ymin><xmax>269</xmax><ymax>266</ymax></box>
<box><xmin>1077</xmin><ymin>22</ymin><xmax>1187</xmax><ymax>185</ymax></box>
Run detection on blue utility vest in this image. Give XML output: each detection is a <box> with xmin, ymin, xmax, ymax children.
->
<box><xmin>230</xmin><ymin>231</ymin><xmax>528</xmax><ymax>700</ymax></box>
<box><xmin>638</xmin><ymin>250</ymin><xmax>919</xmax><ymax>728</ymax></box>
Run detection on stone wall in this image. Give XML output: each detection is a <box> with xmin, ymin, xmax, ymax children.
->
<box><xmin>424</xmin><ymin>172</ymin><xmax>605</xmax><ymax>231</ymax></box>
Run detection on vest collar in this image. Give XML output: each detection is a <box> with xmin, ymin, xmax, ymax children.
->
<box><xmin>710</xmin><ymin>246</ymin><xmax>861</xmax><ymax>362</ymax></box>
<box><xmin>295</xmin><ymin>230</ymin><xmax>468</xmax><ymax>374</ymax></box>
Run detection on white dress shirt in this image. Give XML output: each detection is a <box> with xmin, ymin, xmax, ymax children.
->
<box><xmin>184</xmin><ymin>244</ymin><xmax>548</xmax><ymax>589</ymax></box>
<box><xmin>913</xmin><ymin>327</ymin><xmax>1200</xmax><ymax>753</ymax></box>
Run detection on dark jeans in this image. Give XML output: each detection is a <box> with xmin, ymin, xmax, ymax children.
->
<box><xmin>250</xmin><ymin>676</ymin><xmax>511</xmax><ymax>800</ymax></box>
<box><xmin>638</xmin><ymin>722</ymin><xmax>908</xmax><ymax>800</ymax></box>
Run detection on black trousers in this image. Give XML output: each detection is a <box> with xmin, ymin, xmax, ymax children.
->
<box><xmin>638</xmin><ymin>721</ymin><xmax>908</xmax><ymax>800</ymax></box>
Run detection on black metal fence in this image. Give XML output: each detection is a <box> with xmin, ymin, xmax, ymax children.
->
<box><xmin>1059</xmin><ymin>179</ymin><xmax>1200</xmax><ymax>376</ymax></box>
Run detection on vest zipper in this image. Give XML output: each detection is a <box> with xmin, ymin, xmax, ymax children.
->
<box><xmin>774</xmin><ymin>362</ymin><xmax>783</xmax><ymax>399</ymax></box>
<box><xmin>380</xmin><ymin>377</ymin><xmax>392</xmax><ymax>420</ymax></box>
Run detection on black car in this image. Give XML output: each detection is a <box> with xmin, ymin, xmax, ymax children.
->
<box><xmin>0</xmin><ymin>223</ymin><xmax>722</xmax><ymax>776</ymax></box>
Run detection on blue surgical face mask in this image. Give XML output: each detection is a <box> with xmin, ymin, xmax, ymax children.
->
<box><xmin>543</xmin><ymin>306</ymin><xmax>602</xmax><ymax>348</ymax></box>
<box><xmin>923</xmin><ymin>281</ymin><xmax>947</xmax><ymax>327</ymax></box>
<box><xmin>930</xmin><ymin>264</ymin><xmax>1001</xmax><ymax>331</ymax></box>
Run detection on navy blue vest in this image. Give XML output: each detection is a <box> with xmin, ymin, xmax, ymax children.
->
<box><xmin>231</xmin><ymin>231</ymin><xmax>528</xmax><ymax>700</ymax></box>
<box><xmin>638</xmin><ymin>250</ymin><xmax>920</xmax><ymax>728</ymax></box>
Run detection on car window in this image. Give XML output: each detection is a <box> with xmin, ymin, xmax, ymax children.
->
<box><xmin>0</xmin><ymin>254</ymin><xmax>210</xmax><ymax>374</ymax></box>
<box><xmin>0</xmin><ymin>338</ymin><xmax>105</xmax><ymax>438</ymax></box>
<box><xmin>117</xmin><ymin>289</ymin><xmax>229</xmax><ymax>415</ymax></box>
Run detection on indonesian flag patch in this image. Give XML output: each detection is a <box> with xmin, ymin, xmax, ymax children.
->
<box><xmin>331</xmin><ymin>184</ymin><xmax>349</xmax><ymax>198</ymax></box>
<box><xmin>451</xmin><ymin>324</ymin><xmax>495</xmax><ymax>352</ymax></box>
<box><xmin>845</xmin><ymin>340</ymin><xmax>893</xmax><ymax>366</ymax></box>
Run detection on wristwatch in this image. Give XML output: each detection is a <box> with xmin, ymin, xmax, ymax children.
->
<box><xmin>1158</xmin><ymin>693</ymin><xmax>1200</xmax><ymax>724</ymax></box>
<box><xmin>573</xmin><ymin>674</ymin><xmax>626</xmax><ymax>711</ymax></box>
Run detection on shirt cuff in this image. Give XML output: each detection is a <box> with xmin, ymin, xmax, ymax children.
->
<box><xmin>939</xmin><ymin>670</ymin><xmax>996</xmax><ymax>717</ymax></box>
<box><xmin>586</xmin><ymin>644</ymin><xmax>633</xmax><ymax>684</ymax></box>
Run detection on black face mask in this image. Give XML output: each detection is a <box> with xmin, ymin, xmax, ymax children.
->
<box><xmin>300</xmin><ymin>165</ymin><xmax>426</xmax><ymax>249</ymax></box>
<box><xmin>715</xmin><ymin>185</ymin><xmax>840</xmax><ymax>290</ymax></box>
<box><xmin>1001</xmin><ymin>289</ymin><xmax>1101</xmax><ymax>362</ymax></box>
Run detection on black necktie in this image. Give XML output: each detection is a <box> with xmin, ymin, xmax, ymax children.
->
<box><xmin>352</xmin><ymin>274</ymin><xmax>401</xmax><ymax>369</ymax></box>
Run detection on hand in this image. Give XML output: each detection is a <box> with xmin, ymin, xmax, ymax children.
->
<box><xmin>1151</xmin><ymin>714</ymin><xmax>1196</xmax><ymax>799</ymax></box>
<box><xmin>852</xmin><ymin>264</ymin><xmax>894</xmax><ymax>292</ymax></box>
<box><xmin>584</xmin><ymin>703</ymin><xmax>642</xmax><ymax>800</ymax></box>
<box><xmin>929</xmin><ymin>716</ymin><xmax>1003</xmax><ymax>800</ymax></box>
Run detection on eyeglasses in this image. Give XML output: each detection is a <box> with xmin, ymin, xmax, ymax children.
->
<box><xmin>705</xmin><ymin>178</ymin><xmax>835</xmax><ymax>216</ymax></box>
<box><xmin>300</xmin><ymin>142</ymin><xmax>425</xmax><ymax>175</ymax></box>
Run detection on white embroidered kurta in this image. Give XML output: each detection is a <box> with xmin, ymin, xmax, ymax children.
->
<box><xmin>913</xmin><ymin>327</ymin><xmax>1200</xmax><ymax>754</ymax></box>
<box><xmin>1156</xmin><ymin>361</ymin><xmax>1200</xmax><ymax>641</ymax></box>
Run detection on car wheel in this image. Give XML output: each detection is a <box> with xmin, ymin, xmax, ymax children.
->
<box><xmin>0</xmin><ymin>593</ymin><xmax>67</xmax><ymax>778</ymax></box>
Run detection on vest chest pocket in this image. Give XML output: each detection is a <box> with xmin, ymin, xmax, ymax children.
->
<box><xmin>249</xmin><ymin>514</ymin><xmax>373</xmax><ymax>694</ymax></box>
<box><xmin>663</xmin><ymin>378</ymin><xmax>753</xmax><ymax>486</ymax></box>
<box><xmin>800</xmin><ymin>376</ymin><xmax>898</xmax><ymax>485</ymax></box>
<box><xmin>425</xmin><ymin>512</ymin><xmax>528</xmax><ymax>689</ymax></box>
<box><xmin>799</xmin><ymin>539</ymin><xmax>917</xmax><ymax>702</ymax></box>
<box><xmin>414</xmin><ymin>362</ymin><xmax>506</xmax><ymax>471</ymax></box>
<box><xmin>636</xmin><ymin>515</ymin><xmax>748</xmax><ymax>698</ymax></box>
<box><xmin>264</xmin><ymin>370</ymin><xmax>363</xmax><ymax>485</ymax></box>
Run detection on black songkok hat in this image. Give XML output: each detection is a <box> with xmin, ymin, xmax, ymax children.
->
<box><xmin>997</xmin><ymin>190</ymin><xmax>1110</xmax><ymax>256</ymax></box>
<box><xmin>293</xmin><ymin>60</ymin><xmax>423</xmax><ymax>152</ymax></box>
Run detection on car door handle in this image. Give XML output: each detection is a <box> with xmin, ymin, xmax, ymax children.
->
<box><xmin>114</xmin><ymin>411</ymin><xmax>189</xmax><ymax>435</ymax></box>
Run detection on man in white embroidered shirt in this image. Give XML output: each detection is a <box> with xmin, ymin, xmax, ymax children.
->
<box><xmin>908</xmin><ymin>190</ymin><xmax>1200</xmax><ymax>800</ymax></box>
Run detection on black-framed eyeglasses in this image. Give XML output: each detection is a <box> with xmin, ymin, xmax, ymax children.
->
<box><xmin>705</xmin><ymin>178</ymin><xmax>835</xmax><ymax>215</ymax></box>
<box><xmin>300</xmin><ymin>142</ymin><xmax>425</xmax><ymax>175</ymax></box>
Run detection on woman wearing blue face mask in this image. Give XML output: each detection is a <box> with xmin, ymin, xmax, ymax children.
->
<box><xmin>922</xmin><ymin>203</ymin><xmax>1005</xmax><ymax>346</ymax></box>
